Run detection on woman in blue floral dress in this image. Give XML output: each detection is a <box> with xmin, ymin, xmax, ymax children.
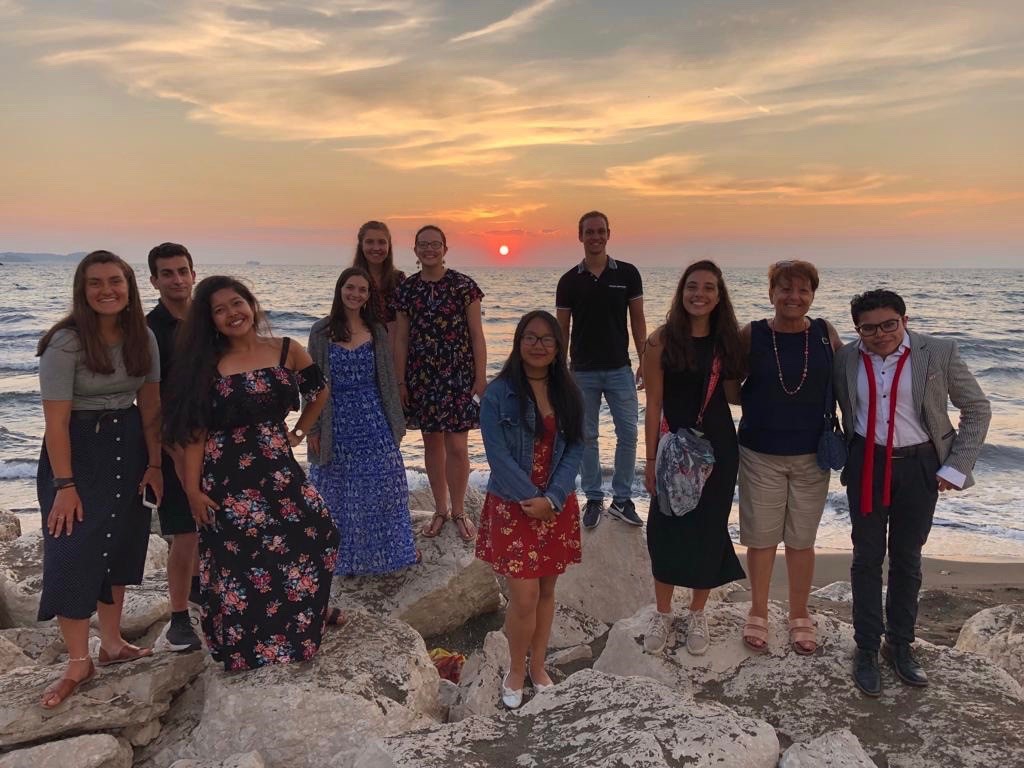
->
<box><xmin>164</xmin><ymin>276</ymin><xmax>339</xmax><ymax>671</ymax></box>
<box><xmin>395</xmin><ymin>225</ymin><xmax>487</xmax><ymax>542</ymax></box>
<box><xmin>307</xmin><ymin>268</ymin><xmax>417</xmax><ymax>575</ymax></box>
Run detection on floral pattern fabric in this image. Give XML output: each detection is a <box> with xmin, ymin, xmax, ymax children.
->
<box><xmin>309</xmin><ymin>342</ymin><xmax>417</xmax><ymax>575</ymax></box>
<box><xmin>476</xmin><ymin>415</ymin><xmax>581</xmax><ymax>578</ymax></box>
<box><xmin>369</xmin><ymin>270</ymin><xmax>405</xmax><ymax>325</ymax></box>
<box><xmin>200</xmin><ymin>347</ymin><xmax>339</xmax><ymax>671</ymax></box>
<box><xmin>394</xmin><ymin>269</ymin><xmax>483</xmax><ymax>433</ymax></box>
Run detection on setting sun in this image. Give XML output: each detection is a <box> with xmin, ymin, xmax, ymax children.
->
<box><xmin>498</xmin><ymin>244</ymin><xmax>510</xmax><ymax>256</ymax></box>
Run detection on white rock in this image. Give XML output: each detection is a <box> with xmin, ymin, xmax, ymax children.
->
<box><xmin>956</xmin><ymin>603</ymin><xmax>1024</xmax><ymax>686</ymax></box>
<box><xmin>438</xmin><ymin>678</ymin><xmax>459</xmax><ymax>711</ymax></box>
<box><xmin>144</xmin><ymin>534</ymin><xmax>169</xmax><ymax>574</ymax></box>
<box><xmin>136</xmin><ymin>611</ymin><xmax>441</xmax><ymax>768</ymax></box>
<box><xmin>122</xmin><ymin>718</ymin><xmax>163</xmax><ymax>747</ymax></box>
<box><xmin>811</xmin><ymin>581</ymin><xmax>886</xmax><ymax>603</ymax></box>
<box><xmin>0</xmin><ymin>734</ymin><xmax>133</xmax><ymax>768</ymax></box>
<box><xmin>0</xmin><ymin>530</ymin><xmax>46</xmax><ymax>627</ymax></box>
<box><xmin>169</xmin><ymin>753</ymin><xmax>266</xmax><ymax>768</ymax></box>
<box><xmin>0</xmin><ymin>510</ymin><xmax>20</xmax><ymax>543</ymax></box>
<box><xmin>547</xmin><ymin>603</ymin><xmax>607</xmax><ymax>649</ymax></box>
<box><xmin>330</xmin><ymin>510</ymin><xmax>500</xmax><ymax>637</ymax></box>
<box><xmin>355</xmin><ymin>668</ymin><xmax>779</xmax><ymax>768</ymax></box>
<box><xmin>595</xmin><ymin>600</ymin><xmax>1024</xmax><ymax>767</ymax></box>
<box><xmin>88</xmin><ymin>571</ymin><xmax>171</xmax><ymax>639</ymax></box>
<box><xmin>449</xmin><ymin>630</ymin><xmax>508</xmax><ymax>722</ymax></box>
<box><xmin>0</xmin><ymin>636</ymin><xmax>33</xmax><ymax>673</ymax></box>
<box><xmin>0</xmin><ymin>647</ymin><xmax>206</xmax><ymax>749</ymax></box>
<box><xmin>546</xmin><ymin>644</ymin><xmax>592</xmax><ymax>666</ymax></box>
<box><xmin>0</xmin><ymin>626</ymin><xmax>65</xmax><ymax>664</ymax></box>
<box><xmin>779</xmin><ymin>728</ymin><xmax>876</xmax><ymax>767</ymax></box>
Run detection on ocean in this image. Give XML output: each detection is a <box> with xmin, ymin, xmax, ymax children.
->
<box><xmin>2</xmin><ymin>262</ymin><xmax>1022</xmax><ymax>559</ymax></box>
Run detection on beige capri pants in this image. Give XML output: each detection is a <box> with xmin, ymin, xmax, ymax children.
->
<box><xmin>738</xmin><ymin>446</ymin><xmax>830</xmax><ymax>549</ymax></box>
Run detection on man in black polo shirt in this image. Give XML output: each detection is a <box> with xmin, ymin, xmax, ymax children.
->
<box><xmin>146</xmin><ymin>242</ymin><xmax>202</xmax><ymax>652</ymax></box>
<box><xmin>556</xmin><ymin>211</ymin><xmax>646</xmax><ymax>529</ymax></box>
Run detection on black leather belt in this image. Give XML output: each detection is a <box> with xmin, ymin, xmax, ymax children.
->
<box><xmin>853</xmin><ymin>434</ymin><xmax>933</xmax><ymax>459</ymax></box>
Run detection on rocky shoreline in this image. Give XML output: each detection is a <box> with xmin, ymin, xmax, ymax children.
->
<box><xmin>1</xmin><ymin>503</ymin><xmax>1022</xmax><ymax>767</ymax></box>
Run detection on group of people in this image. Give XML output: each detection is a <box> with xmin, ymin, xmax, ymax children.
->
<box><xmin>33</xmin><ymin>210</ymin><xmax>990</xmax><ymax>712</ymax></box>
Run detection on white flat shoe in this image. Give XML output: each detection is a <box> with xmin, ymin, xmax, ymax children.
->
<box><xmin>528</xmin><ymin>671</ymin><xmax>554</xmax><ymax>693</ymax></box>
<box><xmin>501</xmin><ymin>672</ymin><xmax>523</xmax><ymax>709</ymax></box>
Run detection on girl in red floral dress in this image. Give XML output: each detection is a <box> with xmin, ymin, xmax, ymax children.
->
<box><xmin>476</xmin><ymin>311</ymin><xmax>584</xmax><ymax>708</ymax></box>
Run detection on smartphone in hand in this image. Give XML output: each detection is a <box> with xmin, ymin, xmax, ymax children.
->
<box><xmin>141</xmin><ymin>485</ymin><xmax>159</xmax><ymax>512</ymax></box>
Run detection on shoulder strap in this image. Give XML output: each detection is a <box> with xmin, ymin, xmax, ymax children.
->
<box><xmin>695</xmin><ymin>355</ymin><xmax>722</xmax><ymax>427</ymax></box>
<box><xmin>279</xmin><ymin>337</ymin><xmax>291</xmax><ymax>367</ymax></box>
<box><xmin>818</xmin><ymin>320</ymin><xmax>837</xmax><ymax>419</ymax></box>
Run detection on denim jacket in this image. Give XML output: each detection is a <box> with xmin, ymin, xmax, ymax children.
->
<box><xmin>480</xmin><ymin>376</ymin><xmax>583</xmax><ymax>512</ymax></box>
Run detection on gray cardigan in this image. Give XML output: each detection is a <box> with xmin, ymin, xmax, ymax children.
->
<box><xmin>306</xmin><ymin>318</ymin><xmax>406</xmax><ymax>465</ymax></box>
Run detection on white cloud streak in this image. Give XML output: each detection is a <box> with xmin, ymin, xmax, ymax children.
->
<box><xmin>448</xmin><ymin>0</ymin><xmax>561</xmax><ymax>44</ymax></box>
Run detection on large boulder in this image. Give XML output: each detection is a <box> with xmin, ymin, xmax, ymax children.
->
<box><xmin>136</xmin><ymin>611</ymin><xmax>442</xmax><ymax>768</ymax></box>
<box><xmin>595</xmin><ymin>600</ymin><xmax>1024</xmax><ymax>767</ymax></box>
<box><xmin>144</xmin><ymin>534</ymin><xmax>170</xmax><ymax>574</ymax></box>
<box><xmin>170</xmin><ymin>754</ymin><xmax>266</xmax><ymax>768</ymax></box>
<box><xmin>547</xmin><ymin>603</ymin><xmax>607</xmax><ymax>649</ymax></box>
<box><xmin>956</xmin><ymin>603</ymin><xmax>1024</xmax><ymax>686</ymax></box>
<box><xmin>0</xmin><ymin>649</ymin><xmax>206</xmax><ymax>749</ymax></box>
<box><xmin>355</xmin><ymin>668</ymin><xmax>779</xmax><ymax>767</ymax></box>
<box><xmin>0</xmin><ymin>530</ymin><xmax>44</xmax><ymax>627</ymax></box>
<box><xmin>330</xmin><ymin>510</ymin><xmax>500</xmax><ymax>637</ymax></box>
<box><xmin>0</xmin><ymin>626</ymin><xmax>65</xmax><ymax>664</ymax></box>
<box><xmin>0</xmin><ymin>733</ymin><xmax>133</xmax><ymax>768</ymax></box>
<box><xmin>778</xmin><ymin>728</ymin><xmax>876</xmax><ymax>768</ymax></box>
<box><xmin>90</xmin><ymin>571</ymin><xmax>171</xmax><ymax>639</ymax></box>
<box><xmin>449</xmin><ymin>630</ymin><xmax>508</xmax><ymax>722</ymax></box>
<box><xmin>0</xmin><ymin>636</ymin><xmax>32</xmax><ymax>674</ymax></box>
<box><xmin>0</xmin><ymin>510</ymin><xmax>20</xmax><ymax>543</ymax></box>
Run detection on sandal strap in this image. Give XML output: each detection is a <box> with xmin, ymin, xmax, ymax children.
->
<box><xmin>789</xmin><ymin>617</ymin><xmax>816</xmax><ymax>630</ymax></box>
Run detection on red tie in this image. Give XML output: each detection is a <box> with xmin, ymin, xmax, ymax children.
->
<box><xmin>859</xmin><ymin>349</ymin><xmax>911</xmax><ymax>515</ymax></box>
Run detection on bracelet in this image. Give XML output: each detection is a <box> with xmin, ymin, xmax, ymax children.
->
<box><xmin>52</xmin><ymin>476</ymin><xmax>76</xmax><ymax>490</ymax></box>
<box><xmin>147</xmin><ymin>464</ymin><xmax>162</xmax><ymax>470</ymax></box>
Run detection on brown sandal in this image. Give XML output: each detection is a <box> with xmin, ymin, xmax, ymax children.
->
<box><xmin>451</xmin><ymin>513</ymin><xmax>476</xmax><ymax>542</ymax></box>
<box><xmin>40</xmin><ymin>657</ymin><xmax>95</xmax><ymax>709</ymax></box>
<box><xmin>789</xmin><ymin>617</ymin><xmax>818</xmax><ymax>655</ymax></box>
<box><xmin>421</xmin><ymin>512</ymin><xmax>448</xmax><ymax>538</ymax></box>
<box><xmin>742</xmin><ymin>614</ymin><xmax>769</xmax><ymax>652</ymax></box>
<box><xmin>97</xmin><ymin>643</ymin><xmax>152</xmax><ymax>667</ymax></box>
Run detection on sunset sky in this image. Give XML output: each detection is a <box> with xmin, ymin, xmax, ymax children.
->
<box><xmin>1</xmin><ymin>1</ymin><xmax>1021</xmax><ymax>266</ymax></box>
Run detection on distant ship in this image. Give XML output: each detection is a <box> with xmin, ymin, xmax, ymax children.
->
<box><xmin>246</xmin><ymin>260</ymin><xmax>261</xmax><ymax>265</ymax></box>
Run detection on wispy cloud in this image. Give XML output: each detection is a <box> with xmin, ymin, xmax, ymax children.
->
<box><xmin>449</xmin><ymin>0</ymin><xmax>560</xmax><ymax>44</ymax></box>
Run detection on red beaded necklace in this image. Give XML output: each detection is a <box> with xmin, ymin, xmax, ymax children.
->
<box><xmin>769</xmin><ymin>319</ymin><xmax>809</xmax><ymax>396</ymax></box>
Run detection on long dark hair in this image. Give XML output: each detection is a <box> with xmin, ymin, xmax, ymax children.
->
<box><xmin>661</xmin><ymin>260</ymin><xmax>743</xmax><ymax>377</ymax></box>
<box><xmin>495</xmin><ymin>310</ymin><xmax>583</xmax><ymax>442</ymax></box>
<box><xmin>352</xmin><ymin>221</ymin><xmax>401</xmax><ymax>295</ymax></box>
<box><xmin>37</xmin><ymin>250</ymin><xmax>151</xmax><ymax>376</ymax></box>
<box><xmin>326</xmin><ymin>267</ymin><xmax>378</xmax><ymax>342</ymax></box>
<box><xmin>163</xmin><ymin>276</ymin><xmax>271</xmax><ymax>445</ymax></box>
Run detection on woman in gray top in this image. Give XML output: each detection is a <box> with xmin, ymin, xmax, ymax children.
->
<box><xmin>35</xmin><ymin>250</ymin><xmax>163</xmax><ymax>709</ymax></box>
<box><xmin>307</xmin><ymin>267</ymin><xmax>416</xmax><ymax>576</ymax></box>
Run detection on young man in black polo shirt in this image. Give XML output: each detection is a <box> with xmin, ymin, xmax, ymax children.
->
<box><xmin>556</xmin><ymin>211</ymin><xmax>646</xmax><ymax>529</ymax></box>
<box><xmin>146</xmin><ymin>242</ymin><xmax>202</xmax><ymax>652</ymax></box>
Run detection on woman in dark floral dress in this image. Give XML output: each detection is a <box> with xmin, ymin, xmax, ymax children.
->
<box><xmin>395</xmin><ymin>225</ymin><xmax>486</xmax><ymax>542</ymax></box>
<box><xmin>165</xmin><ymin>276</ymin><xmax>339</xmax><ymax>671</ymax></box>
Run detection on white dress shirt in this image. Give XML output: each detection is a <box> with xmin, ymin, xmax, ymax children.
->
<box><xmin>856</xmin><ymin>332</ymin><xmax>966</xmax><ymax>489</ymax></box>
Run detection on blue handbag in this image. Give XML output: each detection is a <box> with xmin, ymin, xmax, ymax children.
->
<box><xmin>816</xmin><ymin>322</ymin><xmax>847</xmax><ymax>471</ymax></box>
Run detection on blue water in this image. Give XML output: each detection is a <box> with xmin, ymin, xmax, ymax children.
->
<box><xmin>2</xmin><ymin>263</ymin><xmax>1022</xmax><ymax>559</ymax></box>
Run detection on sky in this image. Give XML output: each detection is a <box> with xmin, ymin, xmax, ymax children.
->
<box><xmin>1</xmin><ymin>0</ymin><xmax>1022</xmax><ymax>267</ymax></box>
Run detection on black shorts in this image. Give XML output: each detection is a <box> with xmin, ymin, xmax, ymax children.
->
<box><xmin>158</xmin><ymin>452</ymin><xmax>197</xmax><ymax>536</ymax></box>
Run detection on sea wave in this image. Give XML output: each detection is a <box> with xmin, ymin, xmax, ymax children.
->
<box><xmin>0</xmin><ymin>459</ymin><xmax>36</xmax><ymax>480</ymax></box>
<box><xmin>0</xmin><ymin>362</ymin><xmax>38</xmax><ymax>375</ymax></box>
<box><xmin>977</xmin><ymin>443</ymin><xmax>1024</xmax><ymax>472</ymax></box>
<box><xmin>265</xmin><ymin>310</ymin><xmax>322</xmax><ymax>326</ymax></box>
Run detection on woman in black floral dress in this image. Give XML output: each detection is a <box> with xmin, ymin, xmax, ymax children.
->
<box><xmin>165</xmin><ymin>276</ymin><xmax>339</xmax><ymax>671</ymax></box>
<box><xmin>395</xmin><ymin>225</ymin><xmax>487</xmax><ymax>542</ymax></box>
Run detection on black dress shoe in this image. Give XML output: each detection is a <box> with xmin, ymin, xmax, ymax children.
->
<box><xmin>853</xmin><ymin>648</ymin><xmax>881</xmax><ymax>697</ymax></box>
<box><xmin>882</xmin><ymin>642</ymin><xmax>929</xmax><ymax>687</ymax></box>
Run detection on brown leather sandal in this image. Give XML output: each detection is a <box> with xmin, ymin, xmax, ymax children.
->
<box><xmin>40</xmin><ymin>657</ymin><xmax>95</xmax><ymax>709</ymax></box>
<box><xmin>451</xmin><ymin>512</ymin><xmax>476</xmax><ymax>542</ymax></box>
<box><xmin>421</xmin><ymin>512</ymin><xmax>448</xmax><ymax>538</ymax></box>
<box><xmin>97</xmin><ymin>643</ymin><xmax>153</xmax><ymax>667</ymax></box>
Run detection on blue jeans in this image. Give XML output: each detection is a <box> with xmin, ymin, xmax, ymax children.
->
<box><xmin>574</xmin><ymin>365</ymin><xmax>638</xmax><ymax>503</ymax></box>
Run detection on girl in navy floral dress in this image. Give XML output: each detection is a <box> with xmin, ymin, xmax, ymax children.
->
<box><xmin>165</xmin><ymin>276</ymin><xmax>339</xmax><ymax>671</ymax></box>
<box><xmin>395</xmin><ymin>225</ymin><xmax>487</xmax><ymax>542</ymax></box>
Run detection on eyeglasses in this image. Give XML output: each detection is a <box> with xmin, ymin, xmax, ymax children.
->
<box><xmin>522</xmin><ymin>333</ymin><xmax>557</xmax><ymax>348</ymax></box>
<box><xmin>855</xmin><ymin>318</ymin><xmax>901</xmax><ymax>336</ymax></box>
<box><xmin>415</xmin><ymin>240</ymin><xmax>445</xmax><ymax>250</ymax></box>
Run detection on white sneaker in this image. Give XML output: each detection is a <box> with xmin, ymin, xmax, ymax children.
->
<box><xmin>686</xmin><ymin>610</ymin><xmax>709</xmax><ymax>656</ymax></box>
<box><xmin>643</xmin><ymin>611</ymin><xmax>676</xmax><ymax>654</ymax></box>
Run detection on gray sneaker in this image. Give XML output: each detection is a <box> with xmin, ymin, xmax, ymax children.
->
<box><xmin>643</xmin><ymin>611</ymin><xmax>676</xmax><ymax>654</ymax></box>
<box><xmin>582</xmin><ymin>499</ymin><xmax>604</xmax><ymax>529</ymax></box>
<box><xmin>608</xmin><ymin>499</ymin><xmax>643</xmax><ymax>526</ymax></box>
<box><xmin>166</xmin><ymin>615</ymin><xmax>202</xmax><ymax>652</ymax></box>
<box><xmin>686</xmin><ymin>610</ymin><xmax>709</xmax><ymax>656</ymax></box>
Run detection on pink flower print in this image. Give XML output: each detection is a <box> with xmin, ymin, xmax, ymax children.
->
<box><xmin>232</xmin><ymin>427</ymin><xmax>248</xmax><ymax>444</ymax></box>
<box><xmin>215</xmin><ymin>378</ymin><xmax>233</xmax><ymax>397</ymax></box>
<box><xmin>238</xmin><ymin>453</ymin><xmax>254</xmax><ymax>469</ymax></box>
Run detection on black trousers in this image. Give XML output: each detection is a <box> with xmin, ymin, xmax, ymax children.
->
<box><xmin>846</xmin><ymin>436</ymin><xmax>939</xmax><ymax>651</ymax></box>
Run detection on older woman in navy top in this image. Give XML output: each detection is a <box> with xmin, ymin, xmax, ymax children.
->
<box><xmin>735</xmin><ymin>260</ymin><xmax>842</xmax><ymax>654</ymax></box>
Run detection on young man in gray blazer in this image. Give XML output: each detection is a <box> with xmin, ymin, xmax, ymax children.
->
<box><xmin>834</xmin><ymin>289</ymin><xmax>990</xmax><ymax>697</ymax></box>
